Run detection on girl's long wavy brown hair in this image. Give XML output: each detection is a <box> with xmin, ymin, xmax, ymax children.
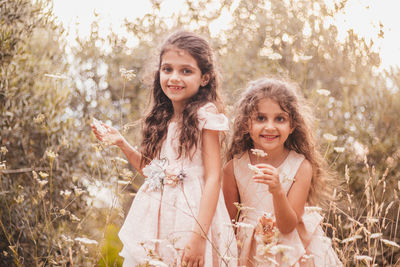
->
<box><xmin>140</xmin><ymin>31</ymin><xmax>221</xmax><ymax>166</ymax></box>
<box><xmin>227</xmin><ymin>78</ymin><xmax>334</xmax><ymax>206</ymax></box>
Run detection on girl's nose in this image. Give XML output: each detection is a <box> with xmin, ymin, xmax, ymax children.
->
<box><xmin>170</xmin><ymin>71</ymin><xmax>180</xmax><ymax>82</ymax></box>
<box><xmin>263</xmin><ymin>120</ymin><xmax>274</xmax><ymax>130</ymax></box>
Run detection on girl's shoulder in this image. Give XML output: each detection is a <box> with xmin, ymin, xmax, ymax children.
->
<box><xmin>197</xmin><ymin>102</ymin><xmax>228</xmax><ymax>131</ymax></box>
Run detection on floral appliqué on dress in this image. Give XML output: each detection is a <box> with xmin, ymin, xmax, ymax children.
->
<box><xmin>142</xmin><ymin>158</ymin><xmax>186</xmax><ymax>191</ymax></box>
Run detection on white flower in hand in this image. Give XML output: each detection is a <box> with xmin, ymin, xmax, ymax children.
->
<box><xmin>91</xmin><ymin>118</ymin><xmax>123</xmax><ymax>146</ymax></box>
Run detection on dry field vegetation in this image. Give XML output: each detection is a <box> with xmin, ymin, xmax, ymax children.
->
<box><xmin>1</xmin><ymin>0</ymin><xmax>399</xmax><ymax>266</ymax></box>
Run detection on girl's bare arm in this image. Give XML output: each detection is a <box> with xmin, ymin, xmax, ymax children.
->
<box><xmin>222</xmin><ymin>160</ymin><xmax>240</xmax><ymax>221</ymax></box>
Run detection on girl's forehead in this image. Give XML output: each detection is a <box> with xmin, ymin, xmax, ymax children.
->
<box><xmin>254</xmin><ymin>97</ymin><xmax>288</xmax><ymax>113</ymax></box>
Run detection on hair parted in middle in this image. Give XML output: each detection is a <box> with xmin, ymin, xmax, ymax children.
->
<box><xmin>226</xmin><ymin>77</ymin><xmax>334</xmax><ymax>205</ymax></box>
<box><xmin>140</xmin><ymin>30</ymin><xmax>222</xmax><ymax>166</ymax></box>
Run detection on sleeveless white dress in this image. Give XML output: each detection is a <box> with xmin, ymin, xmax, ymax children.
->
<box><xmin>233</xmin><ymin>150</ymin><xmax>342</xmax><ymax>266</ymax></box>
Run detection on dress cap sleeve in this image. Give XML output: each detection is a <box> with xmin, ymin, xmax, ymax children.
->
<box><xmin>197</xmin><ymin>102</ymin><xmax>229</xmax><ymax>131</ymax></box>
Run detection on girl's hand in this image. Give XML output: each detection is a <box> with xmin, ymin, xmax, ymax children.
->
<box><xmin>252</xmin><ymin>163</ymin><xmax>283</xmax><ymax>195</ymax></box>
<box><xmin>181</xmin><ymin>234</ymin><xmax>206</xmax><ymax>267</ymax></box>
<box><xmin>91</xmin><ymin>122</ymin><xmax>124</xmax><ymax>147</ymax></box>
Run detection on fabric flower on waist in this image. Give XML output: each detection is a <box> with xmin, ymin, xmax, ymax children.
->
<box><xmin>255</xmin><ymin>212</ymin><xmax>279</xmax><ymax>246</ymax></box>
<box><xmin>142</xmin><ymin>158</ymin><xmax>185</xmax><ymax>191</ymax></box>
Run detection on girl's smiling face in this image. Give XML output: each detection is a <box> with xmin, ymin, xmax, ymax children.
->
<box><xmin>249</xmin><ymin>98</ymin><xmax>294</xmax><ymax>154</ymax></box>
<box><xmin>160</xmin><ymin>48</ymin><xmax>209</xmax><ymax>113</ymax></box>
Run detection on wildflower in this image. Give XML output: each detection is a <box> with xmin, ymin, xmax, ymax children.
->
<box><xmin>367</xmin><ymin>217</ymin><xmax>379</xmax><ymax>224</ymax></box>
<box><xmin>38</xmin><ymin>180</ymin><xmax>48</xmax><ymax>187</ymax></box>
<box><xmin>248</xmin><ymin>164</ymin><xmax>264</xmax><ymax>176</ymax></box>
<box><xmin>119</xmin><ymin>68</ymin><xmax>136</xmax><ymax>81</ymax></box>
<box><xmin>46</xmin><ymin>150</ymin><xmax>58</xmax><ymax>160</ymax></box>
<box><xmin>301</xmin><ymin>254</ymin><xmax>314</xmax><ymax>262</ymax></box>
<box><xmin>354</xmin><ymin>255</ymin><xmax>373</xmax><ymax>262</ymax></box>
<box><xmin>341</xmin><ymin>235</ymin><xmax>362</xmax><ymax>244</ymax></box>
<box><xmin>0</xmin><ymin>161</ymin><xmax>6</xmax><ymax>170</ymax></box>
<box><xmin>323</xmin><ymin>133</ymin><xmax>338</xmax><ymax>142</ymax></box>
<box><xmin>38</xmin><ymin>190</ymin><xmax>47</xmax><ymax>199</ymax></box>
<box><xmin>60</xmin><ymin>190</ymin><xmax>72</xmax><ymax>199</ymax></box>
<box><xmin>44</xmin><ymin>73</ymin><xmax>69</xmax><ymax>80</ymax></box>
<box><xmin>3</xmin><ymin>251</ymin><xmax>8</xmax><ymax>256</ymax></box>
<box><xmin>381</xmin><ymin>239</ymin><xmax>400</xmax><ymax>248</ymax></box>
<box><xmin>70</xmin><ymin>214</ymin><xmax>81</xmax><ymax>222</ymax></box>
<box><xmin>269</xmin><ymin>244</ymin><xmax>294</xmax><ymax>255</ymax></box>
<box><xmin>75</xmin><ymin>237</ymin><xmax>98</xmax><ymax>245</ymax></box>
<box><xmin>316</xmin><ymin>89</ymin><xmax>331</xmax><ymax>96</ymax></box>
<box><xmin>120</xmin><ymin>168</ymin><xmax>134</xmax><ymax>179</ymax></box>
<box><xmin>39</xmin><ymin>171</ymin><xmax>49</xmax><ymax>178</ymax></box>
<box><xmin>14</xmin><ymin>195</ymin><xmax>24</xmax><ymax>204</ymax></box>
<box><xmin>267</xmin><ymin>53</ymin><xmax>282</xmax><ymax>60</ymax></box>
<box><xmin>251</xmin><ymin>148</ymin><xmax>268</xmax><ymax>157</ymax></box>
<box><xmin>304</xmin><ymin>206</ymin><xmax>323</xmax><ymax>213</ymax></box>
<box><xmin>334</xmin><ymin>147</ymin><xmax>345</xmax><ymax>153</ymax></box>
<box><xmin>33</xmin><ymin>113</ymin><xmax>45</xmax><ymax>124</ymax></box>
<box><xmin>61</xmin><ymin>234</ymin><xmax>73</xmax><ymax>243</ymax></box>
<box><xmin>235</xmin><ymin>222</ymin><xmax>255</xmax><ymax>229</ymax></box>
<box><xmin>73</xmin><ymin>187</ymin><xmax>85</xmax><ymax>196</ymax></box>
<box><xmin>92</xmin><ymin>117</ymin><xmax>107</xmax><ymax>135</ymax></box>
<box><xmin>298</xmin><ymin>55</ymin><xmax>313</xmax><ymax>61</ymax></box>
<box><xmin>60</xmin><ymin>209</ymin><xmax>67</xmax><ymax>215</ymax></box>
<box><xmin>0</xmin><ymin>146</ymin><xmax>8</xmax><ymax>154</ymax></box>
<box><xmin>114</xmin><ymin>157</ymin><xmax>128</xmax><ymax>164</ymax></box>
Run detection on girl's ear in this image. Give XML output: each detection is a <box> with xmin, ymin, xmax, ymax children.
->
<box><xmin>201</xmin><ymin>73</ymin><xmax>210</xmax><ymax>87</ymax></box>
<box><xmin>289</xmin><ymin>126</ymin><xmax>295</xmax><ymax>134</ymax></box>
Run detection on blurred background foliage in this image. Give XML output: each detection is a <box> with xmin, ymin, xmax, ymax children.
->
<box><xmin>1</xmin><ymin>0</ymin><xmax>399</xmax><ymax>266</ymax></box>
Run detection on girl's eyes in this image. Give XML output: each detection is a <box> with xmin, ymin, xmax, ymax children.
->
<box><xmin>254</xmin><ymin>115</ymin><xmax>287</xmax><ymax>123</ymax></box>
<box><xmin>276</xmin><ymin>116</ymin><xmax>286</xmax><ymax>122</ymax></box>
<box><xmin>256</xmin><ymin>115</ymin><xmax>266</xmax><ymax>122</ymax></box>
<box><xmin>160</xmin><ymin>66</ymin><xmax>193</xmax><ymax>74</ymax></box>
<box><xmin>161</xmin><ymin>66</ymin><xmax>172</xmax><ymax>73</ymax></box>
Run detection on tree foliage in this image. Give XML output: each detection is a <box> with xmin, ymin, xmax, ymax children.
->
<box><xmin>1</xmin><ymin>0</ymin><xmax>400</xmax><ymax>265</ymax></box>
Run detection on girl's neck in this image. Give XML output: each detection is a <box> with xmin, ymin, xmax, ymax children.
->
<box><xmin>249</xmin><ymin>148</ymin><xmax>290</xmax><ymax>168</ymax></box>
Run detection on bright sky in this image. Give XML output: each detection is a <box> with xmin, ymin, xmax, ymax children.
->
<box><xmin>52</xmin><ymin>0</ymin><xmax>400</xmax><ymax>69</ymax></box>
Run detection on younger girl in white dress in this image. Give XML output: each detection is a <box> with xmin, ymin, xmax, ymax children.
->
<box><xmin>223</xmin><ymin>78</ymin><xmax>342</xmax><ymax>266</ymax></box>
<box><xmin>92</xmin><ymin>31</ymin><xmax>237</xmax><ymax>266</ymax></box>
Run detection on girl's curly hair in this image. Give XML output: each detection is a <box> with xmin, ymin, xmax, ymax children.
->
<box><xmin>227</xmin><ymin>78</ymin><xmax>334</xmax><ymax>206</ymax></box>
<box><xmin>140</xmin><ymin>31</ymin><xmax>222</xmax><ymax>166</ymax></box>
